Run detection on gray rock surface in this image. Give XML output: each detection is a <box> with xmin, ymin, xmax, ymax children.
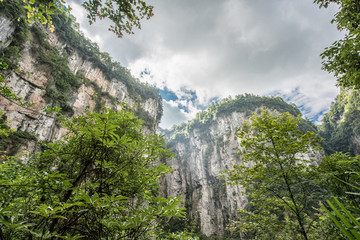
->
<box><xmin>0</xmin><ymin>21</ymin><xmax>161</xmax><ymax>156</ymax></box>
<box><xmin>0</xmin><ymin>16</ymin><xmax>14</xmax><ymax>49</ymax></box>
<box><xmin>162</xmin><ymin>112</ymin><xmax>249</xmax><ymax>237</ymax></box>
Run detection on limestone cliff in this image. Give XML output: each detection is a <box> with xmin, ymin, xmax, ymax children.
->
<box><xmin>161</xmin><ymin>95</ymin><xmax>319</xmax><ymax>237</ymax></box>
<box><xmin>162</xmin><ymin>112</ymin><xmax>247</xmax><ymax>237</ymax></box>
<box><xmin>0</xmin><ymin>6</ymin><xmax>162</xmax><ymax>156</ymax></box>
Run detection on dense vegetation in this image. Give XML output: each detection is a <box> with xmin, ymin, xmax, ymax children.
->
<box><xmin>0</xmin><ymin>109</ymin><xmax>195</xmax><ymax>239</ymax></box>
<box><xmin>225</xmin><ymin>108</ymin><xmax>331</xmax><ymax>239</ymax></box>
<box><xmin>17</xmin><ymin>0</ymin><xmax>154</xmax><ymax>38</ymax></box>
<box><xmin>315</xmin><ymin>0</ymin><xmax>360</xmax><ymax>89</ymax></box>
<box><xmin>319</xmin><ymin>89</ymin><xmax>360</xmax><ymax>155</ymax></box>
<box><xmin>225</xmin><ymin>107</ymin><xmax>360</xmax><ymax>239</ymax></box>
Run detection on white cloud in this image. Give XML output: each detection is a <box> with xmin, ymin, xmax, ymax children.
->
<box><xmin>67</xmin><ymin>0</ymin><xmax>344</xmax><ymax>129</ymax></box>
<box><xmin>160</xmin><ymin>100</ymin><xmax>197</xmax><ymax>129</ymax></box>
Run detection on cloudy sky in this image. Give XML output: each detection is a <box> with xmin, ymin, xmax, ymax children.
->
<box><xmin>68</xmin><ymin>0</ymin><xmax>343</xmax><ymax>129</ymax></box>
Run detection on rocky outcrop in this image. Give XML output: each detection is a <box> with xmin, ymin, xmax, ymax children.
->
<box><xmin>166</xmin><ymin>112</ymin><xmax>247</xmax><ymax>236</ymax></box>
<box><xmin>162</xmin><ymin>112</ymin><xmax>249</xmax><ymax>237</ymax></box>
<box><xmin>0</xmin><ymin>16</ymin><xmax>162</xmax><ymax>156</ymax></box>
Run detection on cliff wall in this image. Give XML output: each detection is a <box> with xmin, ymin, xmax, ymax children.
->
<box><xmin>163</xmin><ymin>111</ymin><xmax>247</xmax><ymax>237</ymax></box>
<box><xmin>0</xmin><ymin>8</ymin><xmax>162</xmax><ymax>156</ymax></box>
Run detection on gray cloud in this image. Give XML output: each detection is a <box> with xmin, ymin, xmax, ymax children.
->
<box><xmin>67</xmin><ymin>0</ymin><xmax>343</xmax><ymax>128</ymax></box>
<box><xmin>159</xmin><ymin>100</ymin><xmax>190</xmax><ymax>129</ymax></box>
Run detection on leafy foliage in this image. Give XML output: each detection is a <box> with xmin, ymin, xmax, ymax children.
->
<box><xmin>319</xmin><ymin>89</ymin><xmax>360</xmax><ymax>155</ymax></box>
<box><xmin>0</xmin><ymin>109</ymin><xmax>190</xmax><ymax>239</ymax></box>
<box><xmin>20</xmin><ymin>0</ymin><xmax>69</xmax><ymax>32</ymax></box>
<box><xmin>318</xmin><ymin>152</ymin><xmax>360</xmax><ymax>207</ymax></box>
<box><xmin>321</xmin><ymin>197</ymin><xmax>360</xmax><ymax>240</ymax></box>
<box><xmin>2</xmin><ymin>0</ymin><xmax>153</xmax><ymax>38</ymax></box>
<box><xmin>225</xmin><ymin>107</ymin><xmax>322</xmax><ymax>240</ymax></box>
<box><xmin>314</xmin><ymin>0</ymin><xmax>360</xmax><ymax>89</ymax></box>
<box><xmin>316</xmin><ymin>152</ymin><xmax>360</xmax><ymax>239</ymax></box>
<box><xmin>82</xmin><ymin>0</ymin><xmax>154</xmax><ymax>37</ymax></box>
<box><xmin>0</xmin><ymin>117</ymin><xmax>36</xmax><ymax>156</ymax></box>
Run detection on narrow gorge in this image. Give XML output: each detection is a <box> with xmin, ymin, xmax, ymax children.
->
<box><xmin>1</xmin><ymin>2</ymin><xmax>360</xmax><ymax>239</ymax></box>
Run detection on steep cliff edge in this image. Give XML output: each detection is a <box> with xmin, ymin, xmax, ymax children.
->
<box><xmin>161</xmin><ymin>95</ymin><xmax>318</xmax><ymax>237</ymax></box>
<box><xmin>0</xmin><ymin>3</ymin><xmax>162</xmax><ymax>156</ymax></box>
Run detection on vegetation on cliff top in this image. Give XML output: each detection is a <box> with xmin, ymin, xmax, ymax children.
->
<box><xmin>51</xmin><ymin>12</ymin><xmax>161</xmax><ymax>103</ymax></box>
<box><xmin>164</xmin><ymin>94</ymin><xmax>316</xmax><ymax>145</ymax></box>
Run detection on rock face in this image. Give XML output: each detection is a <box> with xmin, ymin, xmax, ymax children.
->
<box><xmin>0</xmin><ymin>16</ymin><xmax>162</xmax><ymax>156</ymax></box>
<box><xmin>161</xmin><ymin>96</ymin><xmax>321</xmax><ymax>237</ymax></box>
<box><xmin>0</xmin><ymin>17</ymin><xmax>14</xmax><ymax>49</ymax></box>
<box><xmin>163</xmin><ymin>112</ymin><xmax>247</xmax><ymax>237</ymax></box>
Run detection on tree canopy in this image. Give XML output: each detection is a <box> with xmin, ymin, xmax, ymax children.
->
<box><xmin>225</xmin><ymin>107</ymin><xmax>323</xmax><ymax>239</ymax></box>
<box><xmin>1</xmin><ymin>0</ymin><xmax>153</xmax><ymax>37</ymax></box>
<box><xmin>314</xmin><ymin>0</ymin><xmax>360</xmax><ymax>89</ymax></box>
<box><xmin>0</xmin><ymin>108</ymin><xmax>191</xmax><ymax>239</ymax></box>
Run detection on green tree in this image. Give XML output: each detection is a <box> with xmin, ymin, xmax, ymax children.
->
<box><xmin>82</xmin><ymin>0</ymin><xmax>154</xmax><ymax>37</ymax></box>
<box><xmin>0</xmin><ymin>108</ymin><xmax>189</xmax><ymax>239</ymax></box>
<box><xmin>225</xmin><ymin>107</ymin><xmax>322</xmax><ymax>240</ymax></box>
<box><xmin>317</xmin><ymin>152</ymin><xmax>360</xmax><ymax>240</ymax></box>
<box><xmin>319</xmin><ymin>152</ymin><xmax>360</xmax><ymax>207</ymax></box>
<box><xmin>314</xmin><ymin>0</ymin><xmax>360</xmax><ymax>88</ymax></box>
